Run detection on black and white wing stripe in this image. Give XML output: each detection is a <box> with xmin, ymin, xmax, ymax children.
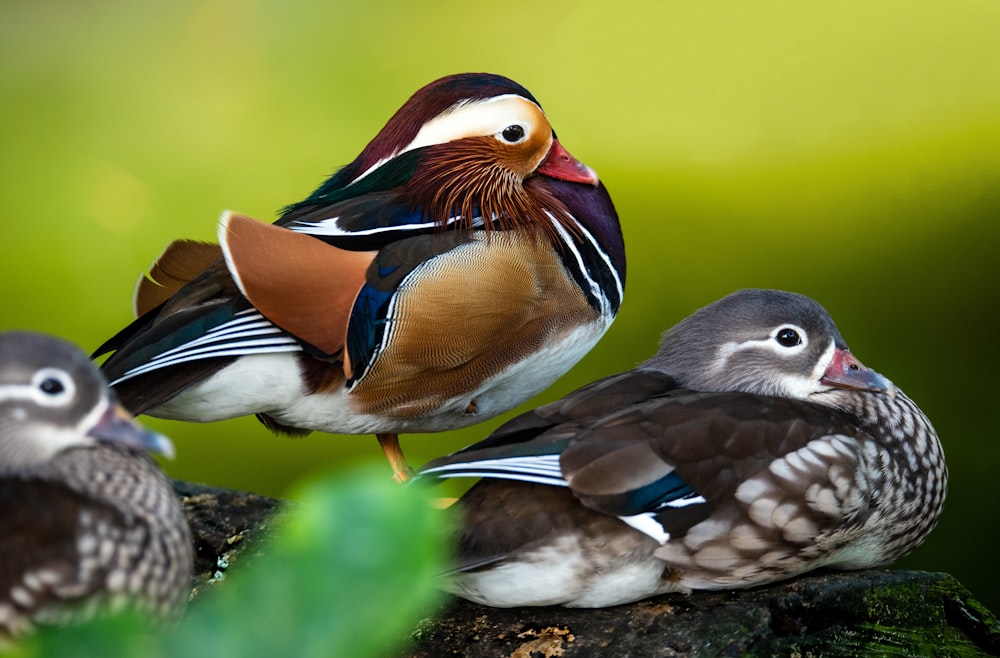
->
<box><xmin>108</xmin><ymin>309</ymin><xmax>300</xmax><ymax>386</ymax></box>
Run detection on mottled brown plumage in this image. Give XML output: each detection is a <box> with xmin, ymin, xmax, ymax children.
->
<box><xmin>0</xmin><ymin>332</ymin><xmax>192</xmax><ymax>639</ymax></box>
<box><xmin>421</xmin><ymin>290</ymin><xmax>946</xmax><ymax>607</ymax></box>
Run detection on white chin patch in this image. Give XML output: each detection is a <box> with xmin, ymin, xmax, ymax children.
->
<box><xmin>766</xmin><ymin>338</ymin><xmax>837</xmax><ymax>400</ymax></box>
<box><xmin>792</xmin><ymin>339</ymin><xmax>837</xmax><ymax>398</ymax></box>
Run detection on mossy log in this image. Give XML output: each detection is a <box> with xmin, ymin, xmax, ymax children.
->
<box><xmin>406</xmin><ymin>570</ymin><xmax>998</xmax><ymax>657</ymax></box>
<box><xmin>173</xmin><ymin>480</ymin><xmax>999</xmax><ymax>657</ymax></box>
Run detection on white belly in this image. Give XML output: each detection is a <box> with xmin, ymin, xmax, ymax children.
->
<box><xmin>447</xmin><ymin>534</ymin><xmax>685</xmax><ymax>608</ymax></box>
<box><xmin>149</xmin><ymin>319</ymin><xmax>611</xmax><ymax>435</ymax></box>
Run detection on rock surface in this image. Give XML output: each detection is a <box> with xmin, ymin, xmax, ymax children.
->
<box><xmin>173</xmin><ymin>480</ymin><xmax>1000</xmax><ymax>657</ymax></box>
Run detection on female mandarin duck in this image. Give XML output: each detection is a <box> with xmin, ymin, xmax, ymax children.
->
<box><xmin>95</xmin><ymin>73</ymin><xmax>625</xmax><ymax>480</ymax></box>
<box><xmin>0</xmin><ymin>333</ymin><xmax>192</xmax><ymax>639</ymax></box>
<box><xmin>420</xmin><ymin>289</ymin><xmax>946</xmax><ymax>607</ymax></box>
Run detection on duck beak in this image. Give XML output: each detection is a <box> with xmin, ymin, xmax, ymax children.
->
<box><xmin>87</xmin><ymin>402</ymin><xmax>176</xmax><ymax>459</ymax></box>
<box><xmin>537</xmin><ymin>139</ymin><xmax>599</xmax><ymax>185</ymax></box>
<box><xmin>820</xmin><ymin>348</ymin><xmax>897</xmax><ymax>396</ymax></box>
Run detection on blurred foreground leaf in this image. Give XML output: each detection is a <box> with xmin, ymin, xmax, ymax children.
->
<box><xmin>12</xmin><ymin>466</ymin><xmax>446</xmax><ymax>658</ymax></box>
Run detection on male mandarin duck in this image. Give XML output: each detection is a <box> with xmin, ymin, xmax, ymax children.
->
<box><xmin>419</xmin><ymin>289</ymin><xmax>946</xmax><ymax>607</ymax></box>
<box><xmin>94</xmin><ymin>73</ymin><xmax>625</xmax><ymax>480</ymax></box>
<box><xmin>0</xmin><ymin>332</ymin><xmax>192</xmax><ymax>639</ymax></box>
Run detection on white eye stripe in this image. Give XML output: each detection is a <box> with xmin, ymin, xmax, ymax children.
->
<box><xmin>0</xmin><ymin>384</ymin><xmax>61</xmax><ymax>406</ymax></box>
<box><xmin>351</xmin><ymin>95</ymin><xmax>545</xmax><ymax>185</ymax></box>
<box><xmin>711</xmin><ymin>323</ymin><xmax>814</xmax><ymax>382</ymax></box>
<box><xmin>0</xmin><ymin>385</ymin><xmax>31</xmax><ymax>402</ymax></box>
<box><xmin>405</xmin><ymin>95</ymin><xmax>540</xmax><ymax>152</ymax></box>
<box><xmin>718</xmin><ymin>324</ymin><xmax>810</xmax><ymax>362</ymax></box>
<box><xmin>0</xmin><ymin>369</ymin><xmax>79</xmax><ymax>408</ymax></box>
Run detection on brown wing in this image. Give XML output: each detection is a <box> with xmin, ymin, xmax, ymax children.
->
<box><xmin>219</xmin><ymin>211</ymin><xmax>376</xmax><ymax>365</ymax></box>
<box><xmin>452</xmin><ymin>478</ymin><xmax>640</xmax><ymax>572</ymax></box>
<box><xmin>560</xmin><ymin>393</ymin><xmax>865</xmax><ymax>534</ymax></box>
<box><xmin>133</xmin><ymin>240</ymin><xmax>224</xmax><ymax>318</ymax></box>
<box><xmin>487</xmin><ymin>369</ymin><xmax>681</xmax><ymax>443</ymax></box>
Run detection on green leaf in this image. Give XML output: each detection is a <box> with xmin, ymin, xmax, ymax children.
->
<box><xmin>21</xmin><ymin>465</ymin><xmax>446</xmax><ymax>658</ymax></box>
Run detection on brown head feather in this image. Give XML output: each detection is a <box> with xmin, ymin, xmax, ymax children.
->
<box><xmin>405</xmin><ymin>137</ymin><xmax>582</xmax><ymax>244</ymax></box>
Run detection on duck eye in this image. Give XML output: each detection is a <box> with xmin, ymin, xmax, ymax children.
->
<box><xmin>40</xmin><ymin>378</ymin><xmax>65</xmax><ymax>395</ymax></box>
<box><xmin>500</xmin><ymin>124</ymin><xmax>526</xmax><ymax>143</ymax></box>
<box><xmin>775</xmin><ymin>327</ymin><xmax>802</xmax><ymax>348</ymax></box>
<box><xmin>31</xmin><ymin>368</ymin><xmax>75</xmax><ymax>406</ymax></box>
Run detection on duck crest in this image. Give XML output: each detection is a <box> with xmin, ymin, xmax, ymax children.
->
<box><xmin>318</xmin><ymin>73</ymin><xmax>543</xmax><ymax>193</ymax></box>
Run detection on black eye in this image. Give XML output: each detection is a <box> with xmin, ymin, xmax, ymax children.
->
<box><xmin>775</xmin><ymin>328</ymin><xmax>802</xmax><ymax>348</ymax></box>
<box><xmin>39</xmin><ymin>377</ymin><xmax>65</xmax><ymax>395</ymax></box>
<box><xmin>501</xmin><ymin>125</ymin><xmax>525</xmax><ymax>143</ymax></box>
<box><xmin>31</xmin><ymin>368</ymin><xmax>75</xmax><ymax>406</ymax></box>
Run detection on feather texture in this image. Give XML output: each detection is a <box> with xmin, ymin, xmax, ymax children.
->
<box><xmin>220</xmin><ymin>211</ymin><xmax>375</xmax><ymax>365</ymax></box>
<box><xmin>93</xmin><ymin>73</ymin><xmax>624</xmax><ymax>479</ymax></box>
<box><xmin>133</xmin><ymin>240</ymin><xmax>223</xmax><ymax>318</ymax></box>
<box><xmin>0</xmin><ymin>332</ymin><xmax>192</xmax><ymax>637</ymax></box>
<box><xmin>419</xmin><ymin>289</ymin><xmax>946</xmax><ymax>607</ymax></box>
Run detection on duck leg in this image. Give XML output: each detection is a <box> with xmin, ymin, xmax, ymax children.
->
<box><xmin>377</xmin><ymin>432</ymin><xmax>414</xmax><ymax>483</ymax></box>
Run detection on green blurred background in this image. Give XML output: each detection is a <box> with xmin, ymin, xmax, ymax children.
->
<box><xmin>2</xmin><ymin>0</ymin><xmax>998</xmax><ymax>610</ymax></box>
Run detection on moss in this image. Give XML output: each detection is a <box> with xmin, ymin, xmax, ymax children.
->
<box><xmin>756</xmin><ymin>572</ymin><xmax>1000</xmax><ymax>657</ymax></box>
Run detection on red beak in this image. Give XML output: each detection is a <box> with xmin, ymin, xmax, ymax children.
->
<box><xmin>537</xmin><ymin>139</ymin><xmax>599</xmax><ymax>185</ymax></box>
<box><xmin>820</xmin><ymin>348</ymin><xmax>896</xmax><ymax>395</ymax></box>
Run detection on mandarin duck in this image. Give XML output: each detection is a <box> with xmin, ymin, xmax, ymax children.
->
<box><xmin>0</xmin><ymin>332</ymin><xmax>193</xmax><ymax>640</ymax></box>
<box><xmin>419</xmin><ymin>289</ymin><xmax>946</xmax><ymax>607</ymax></box>
<box><xmin>94</xmin><ymin>73</ymin><xmax>624</xmax><ymax>481</ymax></box>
